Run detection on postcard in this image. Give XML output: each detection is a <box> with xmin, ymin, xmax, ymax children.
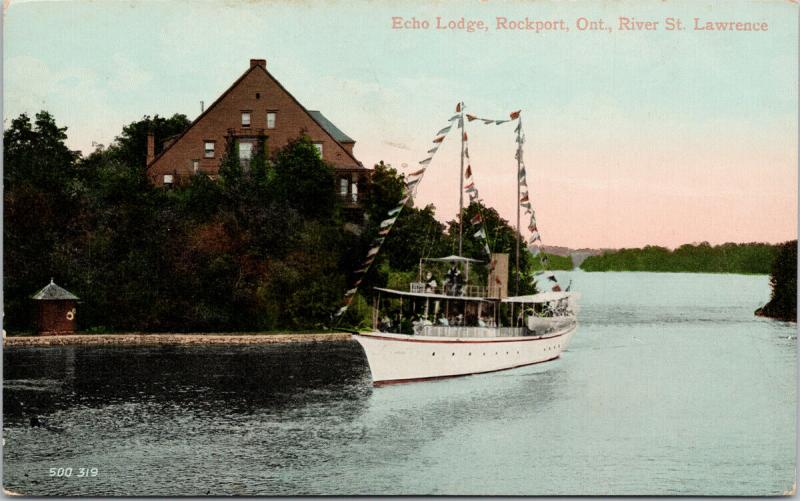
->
<box><xmin>2</xmin><ymin>0</ymin><xmax>797</xmax><ymax>496</ymax></box>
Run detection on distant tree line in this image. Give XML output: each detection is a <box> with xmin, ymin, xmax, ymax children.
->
<box><xmin>756</xmin><ymin>241</ymin><xmax>797</xmax><ymax>322</ymax></box>
<box><xmin>4</xmin><ymin>111</ymin><xmax>541</xmax><ymax>333</ymax></box>
<box><xmin>580</xmin><ymin>242</ymin><xmax>780</xmax><ymax>274</ymax></box>
<box><xmin>531</xmin><ymin>253</ymin><xmax>573</xmax><ymax>271</ymax></box>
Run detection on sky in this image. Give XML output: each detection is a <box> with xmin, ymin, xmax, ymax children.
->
<box><xmin>4</xmin><ymin>0</ymin><xmax>797</xmax><ymax>249</ymax></box>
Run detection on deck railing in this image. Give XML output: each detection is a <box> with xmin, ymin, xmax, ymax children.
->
<box><xmin>409</xmin><ymin>282</ymin><xmax>502</xmax><ymax>298</ymax></box>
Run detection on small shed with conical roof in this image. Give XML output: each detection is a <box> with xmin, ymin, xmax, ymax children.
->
<box><xmin>31</xmin><ymin>280</ymin><xmax>79</xmax><ymax>335</ymax></box>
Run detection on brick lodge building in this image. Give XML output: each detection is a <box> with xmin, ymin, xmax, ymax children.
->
<box><xmin>146</xmin><ymin>59</ymin><xmax>370</xmax><ymax>210</ymax></box>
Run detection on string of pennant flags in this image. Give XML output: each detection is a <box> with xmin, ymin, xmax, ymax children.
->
<box><xmin>459</xmin><ymin>104</ymin><xmax>494</xmax><ymax>261</ymax></box>
<box><xmin>334</xmin><ymin>103</ymin><xmax>563</xmax><ymax>319</ymax></box>
<box><xmin>464</xmin><ymin>109</ymin><xmax>562</xmax><ymax>292</ymax></box>
<box><xmin>334</xmin><ymin>111</ymin><xmax>460</xmax><ymax>318</ymax></box>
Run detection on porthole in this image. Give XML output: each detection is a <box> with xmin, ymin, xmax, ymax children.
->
<box><xmin>432</xmin><ymin>352</ymin><xmax>436</xmax><ymax>356</ymax></box>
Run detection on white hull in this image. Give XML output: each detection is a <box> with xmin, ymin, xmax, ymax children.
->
<box><xmin>353</xmin><ymin>323</ymin><xmax>578</xmax><ymax>385</ymax></box>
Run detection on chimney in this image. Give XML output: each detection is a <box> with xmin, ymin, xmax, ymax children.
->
<box><xmin>250</xmin><ymin>59</ymin><xmax>267</xmax><ymax>69</ymax></box>
<box><xmin>146</xmin><ymin>132</ymin><xmax>155</xmax><ymax>165</ymax></box>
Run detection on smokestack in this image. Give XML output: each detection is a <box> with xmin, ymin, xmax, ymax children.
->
<box><xmin>146</xmin><ymin>132</ymin><xmax>155</xmax><ymax>165</ymax></box>
<box><xmin>250</xmin><ymin>59</ymin><xmax>267</xmax><ymax>69</ymax></box>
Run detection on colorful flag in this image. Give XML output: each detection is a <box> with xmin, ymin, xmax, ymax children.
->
<box><xmin>465</xmin><ymin>165</ymin><xmax>472</xmax><ymax>178</ymax></box>
<box><xmin>335</xmin><ymin>306</ymin><xmax>348</xmax><ymax>317</ymax></box>
<box><xmin>470</xmin><ymin>213</ymin><xmax>482</xmax><ymax>225</ymax></box>
<box><xmin>496</xmin><ymin>120</ymin><xmax>509</xmax><ymax>125</ymax></box>
<box><xmin>367</xmin><ymin>246</ymin><xmax>380</xmax><ymax>257</ymax></box>
<box><xmin>510</xmin><ymin>110</ymin><xmax>521</xmax><ymax>119</ymax></box>
<box><xmin>552</xmin><ymin>284</ymin><xmax>562</xmax><ymax>292</ymax></box>
<box><xmin>515</xmin><ymin>121</ymin><xmax>522</xmax><ymax>132</ymax></box>
<box><xmin>379</xmin><ymin>217</ymin><xmax>397</xmax><ymax>228</ymax></box>
<box><xmin>466</xmin><ymin>114</ymin><xmax>477</xmax><ymax>121</ymax></box>
<box><xmin>436</xmin><ymin>125</ymin><xmax>452</xmax><ymax>136</ymax></box>
<box><xmin>388</xmin><ymin>205</ymin><xmax>403</xmax><ymax>216</ymax></box>
<box><xmin>406</xmin><ymin>178</ymin><xmax>420</xmax><ymax>188</ymax></box>
<box><xmin>408</xmin><ymin>167</ymin><xmax>426</xmax><ymax>177</ymax></box>
<box><xmin>529</xmin><ymin>231</ymin><xmax>540</xmax><ymax>242</ymax></box>
<box><xmin>345</xmin><ymin>287</ymin><xmax>358</xmax><ymax>296</ymax></box>
<box><xmin>482</xmin><ymin>119</ymin><xmax>494</xmax><ymax>125</ymax></box>
<box><xmin>456</xmin><ymin>102</ymin><xmax>462</xmax><ymax>112</ymax></box>
<box><xmin>474</xmin><ymin>228</ymin><xmax>486</xmax><ymax>239</ymax></box>
<box><xmin>427</xmin><ymin>146</ymin><xmax>439</xmax><ymax>154</ymax></box>
<box><xmin>463</xmin><ymin>131</ymin><xmax>468</xmax><ymax>141</ymax></box>
<box><xmin>464</xmin><ymin>181</ymin><xmax>475</xmax><ymax>191</ymax></box>
<box><xmin>449</xmin><ymin>114</ymin><xmax>460</xmax><ymax>122</ymax></box>
<box><xmin>520</xmin><ymin>193</ymin><xmax>529</xmax><ymax>203</ymax></box>
<box><xmin>432</xmin><ymin>136</ymin><xmax>445</xmax><ymax>144</ymax></box>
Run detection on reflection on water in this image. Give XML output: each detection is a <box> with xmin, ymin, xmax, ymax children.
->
<box><xmin>3</xmin><ymin>272</ymin><xmax>796</xmax><ymax>495</ymax></box>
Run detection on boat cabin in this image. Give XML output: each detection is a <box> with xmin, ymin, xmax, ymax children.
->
<box><xmin>371</xmin><ymin>255</ymin><xmax>577</xmax><ymax>338</ymax></box>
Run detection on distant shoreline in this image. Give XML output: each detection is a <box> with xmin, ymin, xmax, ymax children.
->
<box><xmin>3</xmin><ymin>332</ymin><xmax>352</xmax><ymax>348</ymax></box>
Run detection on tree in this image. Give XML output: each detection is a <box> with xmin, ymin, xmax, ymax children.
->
<box><xmin>445</xmin><ymin>201</ymin><xmax>537</xmax><ymax>295</ymax></box>
<box><xmin>4</xmin><ymin>112</ymin><xmax>82</xmax><ymax>331</ymax></box>
<box><xmin>756</xmin><ymin>240</ymin><xmax>797</xmax><ymax>321</ymax></box>
<box><xmin>270</xmin><ymin>136</ymin><xmax>337</xmax><ymax>221</ymax></box>
<box><xmin>109</xmin><ymin>114</ymin><xmax>191</xmax><ymax>170</ymax></box>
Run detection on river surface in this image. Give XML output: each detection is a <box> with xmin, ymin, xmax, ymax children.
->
<box><xmin>3</xmin><ymin>272</ymin><xmax>796</xmax><ymax>495</ymax></box>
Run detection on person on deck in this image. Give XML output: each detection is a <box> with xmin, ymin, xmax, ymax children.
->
<box><xmin>425</xmin><ymin>272</ymin><xmax>438</xmax><ymax>293</ymax></box>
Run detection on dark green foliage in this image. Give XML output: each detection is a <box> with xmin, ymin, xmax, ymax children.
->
<box><xmin>445</xmin><ymin>202</ymin><xmax>538</xmax><ymax>295</ymax></box>
<box><xmin>756</xmin><ymin>241</ymin><xmax>797</xmax><ymax>322</ymax></box>
<box><xmin>3</xmin><ymin>111</ymin><xmax>350</xmax><ymax>332</ymax></box>
<box><xmin>581</xmin><ymin>242</ymin><xmax>779</xmax><ymax>274</ymax></box>
<box><xmin>109</xmin><ymin>114</ymin><xmax>191</xmax><ymax>169</ymax></box>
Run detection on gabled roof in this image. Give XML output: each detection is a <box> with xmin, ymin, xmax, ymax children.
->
<box><xmin>147</xmin><ymin>62</ymin><xmax>365</xmax><ymax>170</ymax></box>
<box><xmin>308</xmin><ymin>111</ymin><xmax>354</xmax><ymax>143</ymax></box>
<box><xmin>31</xmin><ymin>280</ymin><xmax>79</xmax><ymax>301</ymax></box>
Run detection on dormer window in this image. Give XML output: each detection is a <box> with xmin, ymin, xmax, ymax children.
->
<box><xmin>267</xmin><ymin>112</ymin><xmax>276</xmax><ymax>129</ymax></box>
<box><xmin>241</xmin><ymin>111</ymin><xmax>251</xmax><ymax>127</ymax></box>
<box><xmin>204</xmin><ymin>141</ymin><xmax>215</xmax><ymax>158</ymax></box>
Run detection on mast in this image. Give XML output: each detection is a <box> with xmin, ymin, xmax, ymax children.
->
<box><xmin>515</xmin><ymin>114</ymin><xmax>522</xmax><ymax>299</ymax></box>
<box><xmin>458</xmin><ymin>102</ymin><xmax>465</xmax><ymax>256</ymax></box>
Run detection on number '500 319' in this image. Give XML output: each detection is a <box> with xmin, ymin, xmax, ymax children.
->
<box><xmin>49</xmin><ymin>467</ymin><xmax>98</xmax><ymax>477</ymax></box>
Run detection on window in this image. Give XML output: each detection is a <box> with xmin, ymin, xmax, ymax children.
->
<box><xmin>314</xmin><ymin>142</ymin><xmax>323</xmax><ymax>157</ymax></box>
<box><xmin>163</xmin><ymin>174</ymin><xmax>174</xmax><ymax>185</ymax></box>
<box><xmin>239</xmin><ymin>142</ymin><xmax>253</xmax><ymax>161</ymax></box>
<box><xmin>266</xmin><ymin>112</ymin><xmax>276</xmax><ymax>129</ymax></box>
<box><xmin>351</xmin><ymin>181</ymin><xmax>358</xmax><ymax>202</ymax></box>
<box><xmin>192</xmin><ymin>160</ymin><xmax>199</xmax><ymax>174</ymax></box>
<box><xmin>241</xmin><ymin>112</ymin><xmax>251</xmax><ymax>127</ymax></box>
<box><xmin>204</xmin><ymin>141</ymin><xmax>215</xmax><ymax>158</ymax></box>
<box><xmin>339</xmin><ymin>178</ymin><xmax>348</xmax><ymax>196</ymax></box>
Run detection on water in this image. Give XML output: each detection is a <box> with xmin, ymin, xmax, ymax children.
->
<box><xmin>3</xmin><ymin>272</ymin><xmax>796</xmax><ymax>495</ymax></box>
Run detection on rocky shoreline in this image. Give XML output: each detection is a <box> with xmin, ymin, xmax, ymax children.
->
<box><xmin>3</xmin><ymin>332</ymin><xmax>352</xmax><ymax>348</ymax></box>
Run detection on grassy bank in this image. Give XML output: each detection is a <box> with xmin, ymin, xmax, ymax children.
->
<box><xmin>3</xmin><ymin>332</ymin><xmax>352</xmax><ymax>348</ymax></box>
